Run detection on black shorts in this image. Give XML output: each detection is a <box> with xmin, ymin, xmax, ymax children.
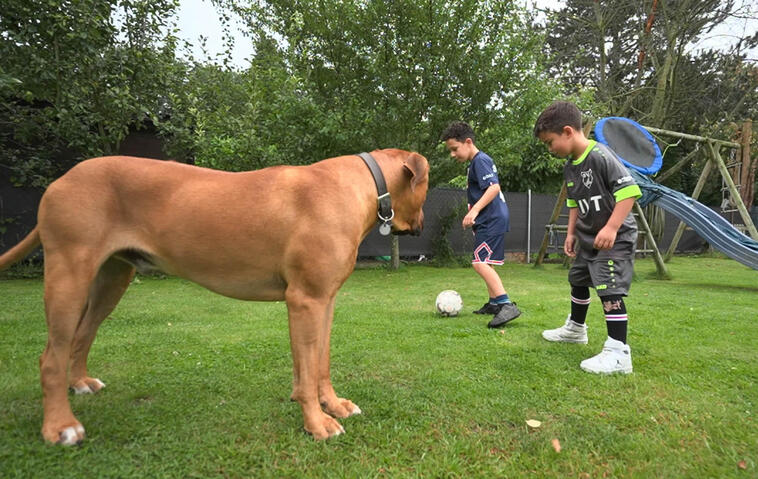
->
<box><xmin>569</xmin><ymin>251</ymin><xmax>633</xmax><ymax>296</ymax></box>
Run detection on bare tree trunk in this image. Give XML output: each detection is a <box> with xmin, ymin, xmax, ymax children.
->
<box><xmin>618</xmin><ymin>0</ymin><xmax>658</xmax><ymax>117</ymax></box>
<box><xmin>637</xmin><ymin>0</ymin><xmax>658</xmax><ymax>71</ymax></box>
<box><xmin>592</xmin><ymin>0</ymin><xmax>609</xmax><ymax>105</ymax></box>
<box><xmin>650</xmin><ymin>40</ymin><xmax>674</xmax><ymax>125</ymax></box>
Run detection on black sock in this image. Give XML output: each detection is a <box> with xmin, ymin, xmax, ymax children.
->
<box><xmin>600</xmin><ymin>295</ymin><xmax>628</xmax><ymax>344</ymax></box>
<box><xmin>570</xmin><ymin>286</ymin><xmax>591</xmax><ymax>325</ymax></box>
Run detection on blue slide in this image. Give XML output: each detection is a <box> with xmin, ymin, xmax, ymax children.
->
<box><xmin>630</xmin><ymin>170</ymin><xmax>758</xmax><ymax>270</ymax></box>
<box><xmin>595</xmin><ymin>117</ymin><xmax>758</xmax><ymax>270</ymax></box>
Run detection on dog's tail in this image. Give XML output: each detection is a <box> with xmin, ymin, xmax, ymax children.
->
<box><xmin>0</xmin><ymin>226</ymin><xmax>41</xmax><ymax>271</ymax></box>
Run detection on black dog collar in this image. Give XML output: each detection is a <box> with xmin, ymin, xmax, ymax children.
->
<box><xmin>358</xmin><ymin>152</ymin><xmax>394</xmax><ymax>236</ymax></box>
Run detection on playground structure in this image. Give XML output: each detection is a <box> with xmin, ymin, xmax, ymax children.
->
<box><xmin>535</xmin><ymin>118</ymin><xmax>757</xmax><ymax>275</ymax></box>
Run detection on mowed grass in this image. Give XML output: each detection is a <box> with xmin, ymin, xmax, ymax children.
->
<box><xmin>0</xmin><ymin>257</ymin><xmax>756</xmax><ymax>478</ymax></box>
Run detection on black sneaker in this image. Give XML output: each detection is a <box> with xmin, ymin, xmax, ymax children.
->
<box><xmin>473</xmin><ymin>302</ymin><xmax>503</xmax><ymax>315</ymax></box>
<box><xmin>487</xmin><ymin>302</ymin><xmax>521</xmax><ymax>328</ymax></box>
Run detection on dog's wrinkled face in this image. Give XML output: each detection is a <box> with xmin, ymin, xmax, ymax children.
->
<box><xmin>392</xmin><ymin>152</ymin><xmax>429</xmax><ymax>236</ymax></box>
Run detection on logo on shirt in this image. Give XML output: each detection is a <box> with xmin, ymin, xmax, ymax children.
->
<box><xmin>617</xmin><ymin>175</ymin><xmax>632</xmax><ymax>184</ymax></box>
<box><xmin>581</xmin><ymin>169</ymin><xmax>594</xmax><ymax>189</ymax></box>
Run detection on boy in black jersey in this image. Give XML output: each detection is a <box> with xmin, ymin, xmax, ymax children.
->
<box><xmin>534</xmin><ymin>102</ymin><xmax>641</xmax><ymax>374</ymax></box>
<box><xmin>441</xmin><ymin>121</ymin><xmax>521</xmax><ymax>328</ymax></box>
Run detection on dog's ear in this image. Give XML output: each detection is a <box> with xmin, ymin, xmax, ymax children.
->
<box><xmin>403</xmin><ymin>152</ymin><xmax>429</xmax><ymax>192</ymax></box>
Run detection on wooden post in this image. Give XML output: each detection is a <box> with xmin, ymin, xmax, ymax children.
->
<box><xmin>391</xmin><ymin>235</ymin><xmax>400</xmax><ymax>270</ymax></box>
<box><xmin>634</xmin><ymin>202</ymin><xmax>671</xmax><ymax>279</ymax></box>
<box><xmin>534</xmin><ymin>182</ymin><xmax>567</xmax><ymax>267</ymax></box>
<box><xmin>739</xmin><ymin>120</ymin><xmax>754</xmax><ymax>209</ymax></box>
<box><xmin>707</xmin><ymin>141</ymin><xmax>758</xmax><ymax>240</ymax></box>
<box><xmin>664</xmin><ymin>158</ymin><xmax>713</xmax><ymax>261</ymax></box>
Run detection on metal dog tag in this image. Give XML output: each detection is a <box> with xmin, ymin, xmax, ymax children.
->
<box><xmin>379</xmin><ymin>222</ymin><xmax>391</xmax><ymax>236</ymax></box>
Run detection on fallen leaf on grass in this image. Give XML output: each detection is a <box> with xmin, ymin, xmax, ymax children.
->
<box><xmin>526</xmin><ymin>419</ymin><xmax>541</xmax><ymax>428</ymax></box>
<box><xmin>551</xmin><ymin>438</ymin><xmax>561</xmax><ymax>452</ymax></box>
<box><xmin>738</xmin><ymin>460</ymin><xmax>747</xmax><ymax>470</ymax></box>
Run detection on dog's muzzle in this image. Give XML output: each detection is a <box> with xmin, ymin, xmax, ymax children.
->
<box><xmin>394</xmin><ymin>220</ymin><xmax>423</xmax><ymax>236</ymax></box>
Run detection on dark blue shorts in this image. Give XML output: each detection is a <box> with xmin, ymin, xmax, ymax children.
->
<box><xmin>472</xmin><ymin>229</ymin><xmax>505</xmax><ymax>265</ymax></box>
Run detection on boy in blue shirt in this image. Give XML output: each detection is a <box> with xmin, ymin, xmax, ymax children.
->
<box><xmin>534</xmin><ymin>101</ymin><xmax>641</xmax><ymax>374</ymax></box>
<box><xmin>441</xmin><ymin>121</ymin><xmax>521</xmax><ymax>328</ymax></box>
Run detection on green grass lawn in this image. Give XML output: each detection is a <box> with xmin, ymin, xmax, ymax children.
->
<box><xmin>0</xmin><ymin>257</ymin><xmax>756</xmax><ymax>478</ymax></box>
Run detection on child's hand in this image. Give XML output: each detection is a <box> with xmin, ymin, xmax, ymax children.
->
<box><xmin>564</xmin><ymin>234</ymin><xmax>577</xmax><ymax>257</ymax></box>
<box><xmin>594</xmin><ymin>225</ymin><xmax>617</xmax><ymax>250</ymax></box>
<box><xmin>462</xmin><ymin>210</ymin><xmax>478</xmax><ymax>229</ymax></box>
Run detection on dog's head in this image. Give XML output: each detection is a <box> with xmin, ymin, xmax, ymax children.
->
<box><xmin>381</xmin><ymin>149</ymin><xmax>429</xmax><ymax>236</ymax></box>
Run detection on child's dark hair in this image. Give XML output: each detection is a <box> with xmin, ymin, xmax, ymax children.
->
<box><xmin>533</xmin><ymin>101</ymin><xmax>583</xmax><ymax>137</ymax></box>
<box><xmin>441</xmin><ymin>121</ymin><xmax>475</xmax><ymax>143</ymax></box>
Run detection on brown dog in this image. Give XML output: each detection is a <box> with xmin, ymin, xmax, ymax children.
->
<box><xmin>0</xmin><ymin>148</ymin><xmax>428</xmax><ymax>444</ymax></box>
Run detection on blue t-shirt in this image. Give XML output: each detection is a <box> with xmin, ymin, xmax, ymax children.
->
<box><xmin>467</xmin><ymin>151</ymin><xmax>509</xmax><ymax>234</ymax></box>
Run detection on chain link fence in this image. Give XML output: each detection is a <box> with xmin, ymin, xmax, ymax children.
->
<box><xmin>358</xmin><ymin>187</ymin><xmax>712</xmax><ymax>261</ymax></box>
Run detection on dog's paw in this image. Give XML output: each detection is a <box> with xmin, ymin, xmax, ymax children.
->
<box><xmin>43</xmin><ymin>423</ymin><xmax>86</xmax><ymax>445</ymax></box>
<box><xmin>305</xmin><ymin>413</ymin><xmax>345</xmax><ymax>440</ymax></box>
<box><xmin>70</xmin><ymin>377</ymin><xmax>106</xmax><ymax>395</ymax></box>
<box><xmin>322</xmin><ymin>397</ymin><xmax>361</xmax><ymax>418</ymax></box>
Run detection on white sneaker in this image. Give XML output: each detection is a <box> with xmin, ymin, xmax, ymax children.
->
<box><xmin>580</xmin><ymin>337</ymin><xmax>633</xmax><ymax>374</ymax></box>
<box><xmin>542</xmin><ymin>315</ymin><xmax>588</xmax><ymax>344</ymax></box>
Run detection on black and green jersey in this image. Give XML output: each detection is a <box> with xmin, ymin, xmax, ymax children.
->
<box><xmin>565</xmin><ymin>140</ymin><xmax>642</xmax><ymax>255</ymax></box>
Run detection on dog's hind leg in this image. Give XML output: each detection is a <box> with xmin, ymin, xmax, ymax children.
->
<box><xmin>318</xmin><ymin>295</ymin><xmax>361</xmax><ymax>419</ymax></box>
<box><xmin>39</xmin><ymin>251</ymin><xmax>100</xmax><ymax>445</ymax></box>
<box><xmin>286</xmin><ymin>289</ymin><xmax>346</xmax><ymax>440</ymax></box>
<box><xmin>69</xmin><ymin>257</ymin><xmax>135</xmax><ymax>395</ymax></box>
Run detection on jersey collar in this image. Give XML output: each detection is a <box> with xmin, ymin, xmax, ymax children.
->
<box><xmin>571</xmin><ymin>140</ymin><xmax>596</xmax><ymax>166</ymax></box>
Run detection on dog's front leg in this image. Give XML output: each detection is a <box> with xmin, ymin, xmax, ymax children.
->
<box><xmin>318</xmin><ymin>296</ymin><xmax>362</xmax><ymax>419</ymax></box>
<box><xmin>286</xmin><ymin>291</ymin><xmax>345</xmax><ymax>440</ymax></box>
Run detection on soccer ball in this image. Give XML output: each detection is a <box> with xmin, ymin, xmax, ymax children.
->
<box><xmin>436</xmin><ymin>290</ymin><xmax>463</xmax><ymax>317</ymax></box>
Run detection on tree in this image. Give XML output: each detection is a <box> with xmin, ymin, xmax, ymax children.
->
<box><xmin>540</xmin><ymin>0</ymin><xmax>758</xmax><ymax>204</ymax></box>
<box><xmin>220</xmin><ymin>0</ymin><xmax>563</xmax><ymax>190</ymax></box>
<box><xmin>540</xmin><ymin>0</ymin><xmax>753</xmax><ymax>126</ymax></box>
<box><xmin>0</xmin><ymin>0</ymin><xmax>183</xmax><ymax>186</ymax></box>
<box><xmin>161</xmin><ymin>33</ymin><xmax>339</xmax><ymax>171</ymax></box>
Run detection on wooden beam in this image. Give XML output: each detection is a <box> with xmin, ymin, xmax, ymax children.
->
<box><xmin>707</xmin><ymin>141</ymin><xmax>758</xmax><ymax>240</ymax></box>
<box><xmin>534</xmin><ymin>182</ymin><xmax>567</xmax><ymax>267</ymax></box>
<box><xmin>634</xmin><ymin>202</ymin><xmax>671</xmax><ymax>279</ymax></box>
<box><xmin>664</xmin><ymin>159</ymin><xmax>713</xmax><ymax>261</ymax></box>
<box><xmin>643</xmin><ymin>126</ymin><xmax>740</xmax><ymax>148</ymax></box>
<box><xmin>656</xmin><ymin>148</ymin><xmax>699</xmax><ymax>183</ymax></box>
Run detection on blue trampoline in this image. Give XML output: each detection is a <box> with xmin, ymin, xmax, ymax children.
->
<box><xmin>594</xmin><ymin>116</ymin><xmax>758</xmax><ymax>270</ymax></box>
<box><xmin>594</xmin><ymin>117</ymin><xmax>663</xmax><ymax>175</ymax></box>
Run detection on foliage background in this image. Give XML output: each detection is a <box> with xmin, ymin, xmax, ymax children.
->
<box><xmin>0</xmin><ymin>0</ymin><xmax>756</xmax><ymax>202</ymax></box>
